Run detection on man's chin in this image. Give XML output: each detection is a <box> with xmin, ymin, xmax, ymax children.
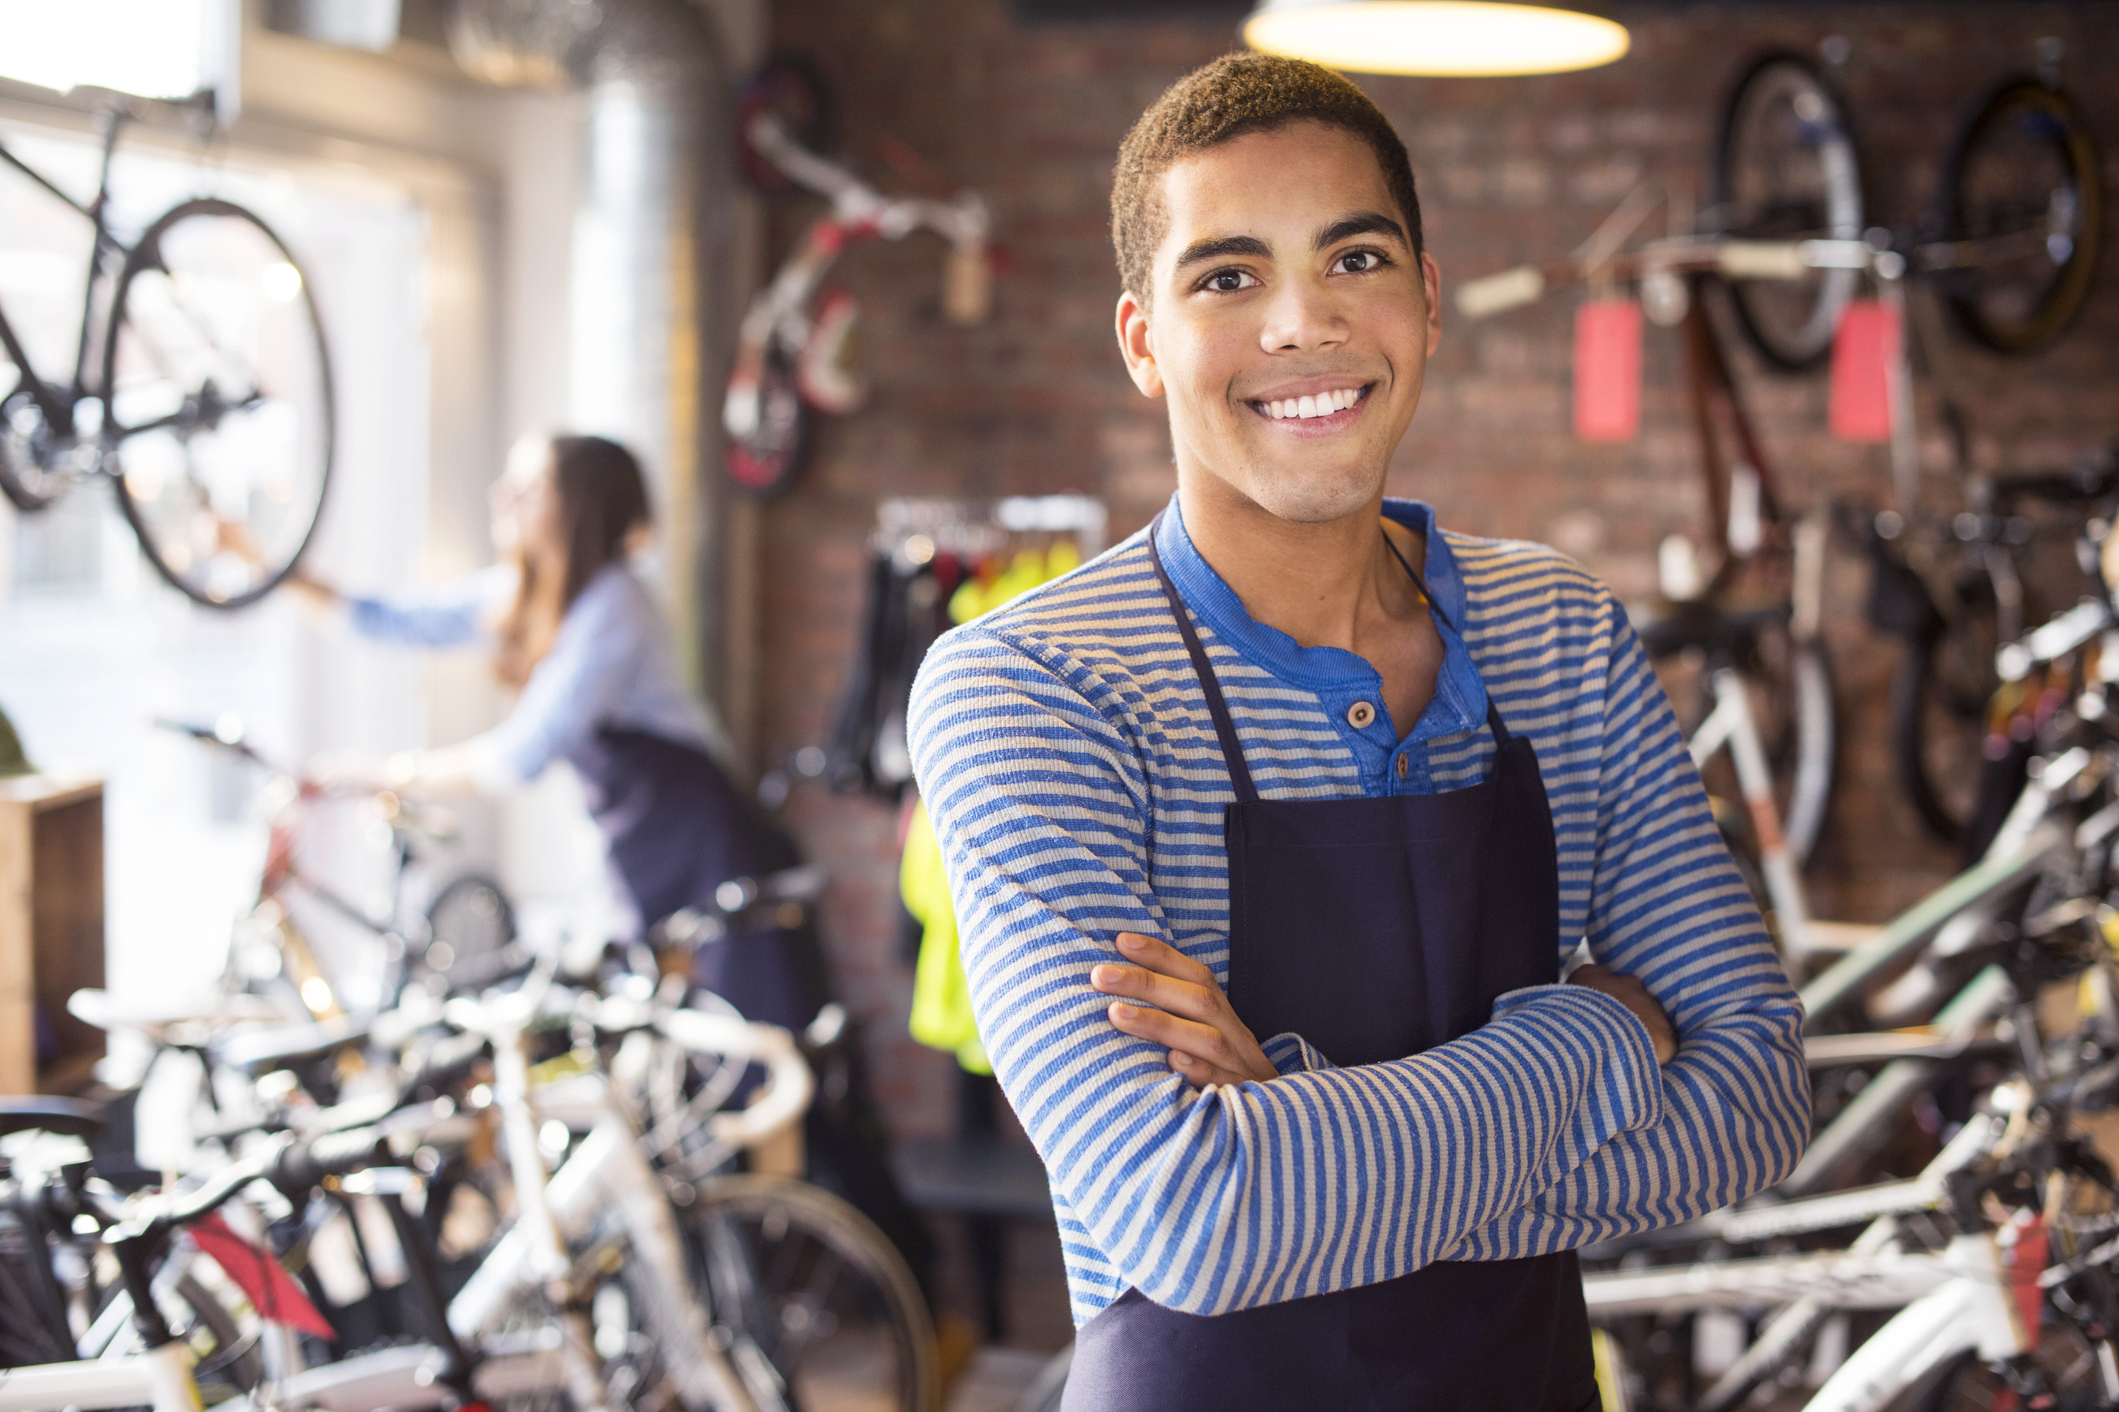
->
<box><xmin>1242</xmin><ymin>474</ymin><xmax>1385</xmax><ymax>527</ymax></box>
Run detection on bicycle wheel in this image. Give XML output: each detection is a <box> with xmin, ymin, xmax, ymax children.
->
<box><xmin>1765</xmin><ymin>636</ymin><xmax>1837</xmax><ymax>865</ymax></box>
<box><xmin>1712</xmin><ymin>53</ymin><xmax>1865</xmax><ymax>371</ymax></box>
<box><xmin>103</xmin><ymin>198</ymin><xmax>333</xmax><ymax>610</ymax></box>
<box><xmin>1014</xmin><ymin>1342</ymin><xmax>1072</xmax><ymax>1412</ymax></box>
<box><xmin>1918</xmin><ymin>1323</ymin><xmax>2119</xmax><ymax>1411</ymax></box>
<box><xmin>1937</xmin><ymin>78</ymin><xmax>2103</xmax><ymax>355</ymax></box>
<box><xmin>1891</xmin><ymin>578</ymin><xmax>2000</xmax><ymax>847</ymax></box>
<box><xmin>685</xmin><ymin>1174</ymin><xmax>940</xmax><ymax>1412</ymax></box>
<box><xmin>725</xmin><ymin>347</ymin><xmax>809</xmax><ymax>497</ymax></box>
<box><xmin>420</xmin><ymin>872</ymin><xmax>517</xmax><ymax>994</ymax></box>
<box><xmin>0</xmin><ymin>380</ymin><xmax>83</xmax><ymax>512</ymax></box>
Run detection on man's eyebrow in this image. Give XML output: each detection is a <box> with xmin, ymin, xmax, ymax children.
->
<box><xmin>1315</xmin><ymin>211</ymin><xmax>1409</xmax><ymax>250</ymax></box>
<box><xmin>1171</xmin><ymin>233</ymin><xmax>1272</xmax><ymax>273</ymax></box>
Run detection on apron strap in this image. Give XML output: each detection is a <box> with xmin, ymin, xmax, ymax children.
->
<box><xmin>1379</xmin><ymin>525</ymin><xmax>1515</xmax><ymax>747</ymax></box>
<box><xmin>1146</xmin><ymin>512</ymin><xmax>1260</xmax><ymax>804</ymax></box>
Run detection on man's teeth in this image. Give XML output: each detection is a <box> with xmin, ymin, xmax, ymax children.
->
<box><xmin>1262</xmin><ymin>389</ymin><xmax>1362</xmax><ymax>420</ymax></box>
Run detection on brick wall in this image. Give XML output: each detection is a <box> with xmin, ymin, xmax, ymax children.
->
<box><xmin>755</xmin><ymin>0</ymin><xmax>2119</xmax><ymax>1142</ymax></box>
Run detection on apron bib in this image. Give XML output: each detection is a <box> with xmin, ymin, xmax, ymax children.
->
<box><xmin>1062</xmin><ymin>518</ymin><xmax>1596</xmax><ymax>1412</ymax></box>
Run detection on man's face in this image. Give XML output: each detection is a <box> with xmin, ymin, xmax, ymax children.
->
<box><xmin>1116</xmin><ymin>121</ymin><xmax>1441</xmax><ymax>525</ymax></box>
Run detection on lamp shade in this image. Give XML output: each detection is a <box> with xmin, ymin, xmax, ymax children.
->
<box><xmin>1244</xmin><ymin>1</ymin><xmax>1630</xmax><ymax>77</ymax></box>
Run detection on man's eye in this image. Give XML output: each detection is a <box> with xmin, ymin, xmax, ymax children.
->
<box><xmin>1337</xmin><ymin>250</ymin><xmax>1386</xmax><ymax>274</ymax></box>
<box><xmin>1202</xmin><ymin>269</ymin><xmax>1257</xmax><ymax>293</ymax></box>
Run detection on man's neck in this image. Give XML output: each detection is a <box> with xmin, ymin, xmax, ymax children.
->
<box><xmin>1175</xmin><ymin>476</ymin><xmax>1428</xmax><ymax>654</ymax></box>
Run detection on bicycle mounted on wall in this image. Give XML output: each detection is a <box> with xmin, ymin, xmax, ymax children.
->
<box><xmin>1455</xmin><ymin>40</ymin><xmax>2105</xmax><ymax>961</ymax></box>
<box><xmin>722</xmin><ymin>60</ymin><xmax>994</xmax><ymax>498</ymax></box>
<box><xmin>0</xmin><ymin>88</ymin><xmax>334</xmax><ymax>610</ymax></box>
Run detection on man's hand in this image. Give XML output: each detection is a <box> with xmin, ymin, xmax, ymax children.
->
<box><xmin>1568</xmin><ymin>963</ymin><xmax>1678</xmax><ymax>1064</ymax></box>
<box><xmin>1092</xmin><ymin>932</ymin><xmax>1278</xmax><ymax>1088</ymax></box>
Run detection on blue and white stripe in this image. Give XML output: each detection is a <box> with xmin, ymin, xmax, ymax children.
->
<box><xmin>907</xmin><ymin>497</ymin><xmax>1809</xmax><ymax>1326</ymax></box>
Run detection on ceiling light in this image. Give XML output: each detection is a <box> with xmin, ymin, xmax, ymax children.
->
<box><xmin>1244</xmin><ymin>1</ymin><xmax>1631</xmax><ymax>78</ymax></box>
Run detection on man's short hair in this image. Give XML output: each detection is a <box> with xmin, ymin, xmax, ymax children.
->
<box><xmin>1111</xmin><ymin>52</ymin><xmax>1423</xmax><ymax>304</ymax></box>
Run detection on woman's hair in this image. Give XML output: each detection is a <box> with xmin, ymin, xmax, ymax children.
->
<box><xmin>494</xmin><ymin>433</ymin><xmax>651</xmax><ymax>687</ymax></box>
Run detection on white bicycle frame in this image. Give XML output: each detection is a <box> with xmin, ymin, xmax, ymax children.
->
<box><xmin>0</xmin><ymin>995</ymin><xmax>813</xmax><ymax>1412</ymax></box>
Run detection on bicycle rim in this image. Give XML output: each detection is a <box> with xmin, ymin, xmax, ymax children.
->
<box><xmin>1712</xmin><ymin>52</ymin><xmax>1865</xmax><ymax>371</ymax></box>
<box><xmin>104</xmin><ymin>198</ymin><xmax>334</xmax><ymax>610</ymax></box>
<box><xmin>1938</xmin><ymin>78</ymin><xmax>2104</xmax><ymax>355</ymax></box>
<box><xmin>686</xmin><ymin>1174</ymin><xmax>940</xmax><ymax>1412</ymax></box>
<box><xmin>1779</xmin><ymin>640</ymin><xmax>1837</xmax><ymax>864</ymax></box>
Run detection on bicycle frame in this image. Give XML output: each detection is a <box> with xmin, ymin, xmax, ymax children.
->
<box><xmin>0</xmin><ymin>113</ymin><xmax>134</xmax><ymax>435</ymax></box>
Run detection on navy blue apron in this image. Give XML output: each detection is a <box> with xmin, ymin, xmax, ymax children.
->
<box><xmin>570</xmin><ymin>726</ymin><xmax>828</xmax><ymax>1033</ymax></box>
<box><xmin>1061</xmin><ymin>520</ymin><xmax>1597</xmax><ymax>1412</ymax></box>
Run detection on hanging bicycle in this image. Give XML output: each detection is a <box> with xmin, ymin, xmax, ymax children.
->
<box><xmin>723</xmin><ymin>60</ymin><xmax>992</xmax><ymax>497</ymax></box>
<box><xmin>0</xmin><ymin>90</ymin><xmax>334</xmax><ymax>610</ymax></box>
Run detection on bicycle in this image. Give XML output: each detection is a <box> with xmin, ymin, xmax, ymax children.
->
<box><xmin>151</xmin><ymin>715</ymin><xmax>516</xmax><ymax>1020</ymax></box>
<box><xmin>723</xmin><ymin>60</ymin><xmax>992</xmax><ymax>497</ymax></box>
<box><xmin>0</xmin><ymin>88</ymin><xmax>334</xmax><ymax>609</ymax></box>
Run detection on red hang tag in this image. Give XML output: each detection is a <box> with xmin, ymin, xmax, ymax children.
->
<box><xmin>1829</xmin><ymin>299</ymin><xmax>1899</xmax><ymax>443</ymax></box>
<box><xmin>190</xmin><ymin>1211</ymin><xmax>337</xmax><ymax>1338</ymax></box>
<box><xmin>1573</xmin><ymin>299</ymin><xmax>1642</xmax><ymax>443</ymax></box>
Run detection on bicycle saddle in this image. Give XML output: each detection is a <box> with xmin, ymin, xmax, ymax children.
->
<box><xmin>0</xmin><ymin>1095</ymin><xmax>104</xmax><ymax>1139</ymax></box>
<box><xmin>1635</xmin><ymin>600</ymin><xmax>1792</xmax><ymax>664</ymax></box>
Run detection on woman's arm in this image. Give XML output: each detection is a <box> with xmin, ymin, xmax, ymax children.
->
<box><xmin>320</xmin><ymin>565</ymin><xmax>515</xmax><ymax>648</ymax></box>
<box><xmin>909</xmin><ymin>627</ymin><xmax>1666</xmax><ymax>1316</ymax></box>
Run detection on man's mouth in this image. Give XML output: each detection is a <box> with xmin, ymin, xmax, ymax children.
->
<box><xmin>1247</xmin><ymin>384</ymin><xmax>1371</xmax><ymax>424</ymax></box>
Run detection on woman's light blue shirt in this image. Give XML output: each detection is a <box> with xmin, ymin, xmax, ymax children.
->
<box><xmin>347</xmin><ymin>562</ymin><xmax>722</xmax><ymax>787</ymax></box>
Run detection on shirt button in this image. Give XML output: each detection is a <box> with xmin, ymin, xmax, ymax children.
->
<box><xmin>1395</xmin><ymin>754</ymin><xmax>1410</xmax><ymax>780</ymax></box>
<box><xmin>1347</xmin><ymin>700</ymin><xmax>1376</xmax><ymax>729</ymax></box>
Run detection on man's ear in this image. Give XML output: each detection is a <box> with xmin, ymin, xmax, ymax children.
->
<box><xmin>1115</xmin><ymin>290</ymin><xmax>1165</xmax><ymax>400</ymax></box>
<box><xmin>1421</xmin><ymin>252</ymin><xmax>1442</xmax><ymax>358</ymax></box>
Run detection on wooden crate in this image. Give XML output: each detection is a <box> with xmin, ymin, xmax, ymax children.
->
<box><xmin>0</xmin><ymin>774</ymin><xmax>105</xmax><ymax>1095</ymax></box>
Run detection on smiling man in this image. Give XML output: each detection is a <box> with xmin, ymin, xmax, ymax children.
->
<box><xmin>908</xmin><ymin>54</ymin><xmax>1808</xmax><ymax>1411</ymax></box>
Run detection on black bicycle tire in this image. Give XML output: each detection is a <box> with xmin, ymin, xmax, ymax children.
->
<box><xmin>418</xmin><ymin>871</ymin><xmax>517</xmax><ymax>999</ymax></box>
<box><xmin>736</xmin><ymin>56</ymin><xmax>837</xmax><ymax>197</ymax></box>
<box><xmin>686</xmin><ymin>1173</ymin><xmax>940</xmax><ymax>1412</ymax></box>
<box><xmin>0</xmin><ymin>382</ymin><xmax>68</xmax><ymax>512</ymax></box>
<box><xmin>1936</xmin><ymin>77</ymin><xmax>2104</xmax><ymax>355</ymax></box>
<box><xmin>103</xmin><ymin>197</ymin><xmax>335</xmax><ymax>611</ymax></box>
<box><xmin>1890</xmin><ymin>620</ymin><xmax>1974</xmax><ymax>847</ymax></box>
<box><xmin>1711</xmin><ymin>52</ymin><xmax>1866</xmax><ymax>372</ymax></box>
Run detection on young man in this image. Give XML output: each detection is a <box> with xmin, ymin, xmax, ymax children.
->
<box><xmin>908</xmin><ymin>54</ymin><xmax>1808</xmax><ymax>1411</ymax></box>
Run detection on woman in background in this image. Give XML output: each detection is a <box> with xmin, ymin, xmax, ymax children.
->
<box><xmin>299</xmin><ymin>430</ymin><xmax>823</xmax><ymax>1031</ymax></box>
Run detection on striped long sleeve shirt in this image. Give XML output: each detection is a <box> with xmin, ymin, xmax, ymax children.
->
<box><xmin>906</xmin><ymin>497</ymin><xmax>1810</xmax><ymax>1325</ymax></box>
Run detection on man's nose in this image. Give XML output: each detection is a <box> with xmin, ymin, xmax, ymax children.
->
<box><xmin>1258</xmin><ymin>276</ymin><xmax>1346</xmax><ymax>354</ymax></box>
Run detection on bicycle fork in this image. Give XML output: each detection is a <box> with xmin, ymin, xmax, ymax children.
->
<box><xmin>1693</xmin><ymin>665</ymin><xmax>1815</xmax><ymax>965</ymax></box>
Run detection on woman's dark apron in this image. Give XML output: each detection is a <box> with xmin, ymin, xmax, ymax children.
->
<box><xmin>1061</xmin><ymin>521</ymin><xmax>1597</xmax><ymax>1412</ymax></box>
<box><xmin>570</xmin><ymin>727</ymin><xmax>828</xmax><ymax>1034</ymax></box>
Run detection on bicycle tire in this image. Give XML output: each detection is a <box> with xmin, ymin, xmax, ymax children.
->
<box><xmin>1916</xmin><ymin>1323</ymin><xmax>2118</xmax><ymax>1411</ymax></box>
<box><xmin>420</xmin><ymin>872</ymin><xmax>517</xmax><ymax>996</ymax></box>
<box><xmin>1711</xmin><ymin>52</ymin><xmax>1866</xmax><ymax>371</ymax></box>
<box><xmin>103</xmin><ymin>197</ymin><xmax>334</xmax><ymax>610</ymax></box>
<box><xmin>1890</xmin><ymin>581</ymin><xmax>2000</xmax><ymax>847</ymax></box>
<box><xmin>736</xmin><ymin>57</ymin><xmax>837</xmax><ymax>196</ymax></box>
<box><xmin>725</xmin><ymin>348</ymin><xmax>809</xmax><ymax>498</ymax></box>
<box><xmin>1936</xmin><ymin>77</ymin><xmax>2104</xmax><ymax>355</ymax></box>
<box><xmin>1013</xmin><ymin>1341</ymin><xmax>1073</xmax><ymax>1412</ymax></box>
<box><xmin>684</xmin><ymin>1173</ymin><xmax>940</xmax><ymax>1412</ymax></box>
<box><xmin>0</xmin><ymin>380</ymin><xmax>74</xmax><ymax>512</ymax></box>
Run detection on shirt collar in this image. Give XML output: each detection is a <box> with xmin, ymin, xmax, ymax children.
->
<box><xmin>1151</xmin><ymin>494</ymin><xmax>1487</xmax><ymax>739</ymax></box>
